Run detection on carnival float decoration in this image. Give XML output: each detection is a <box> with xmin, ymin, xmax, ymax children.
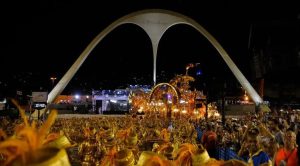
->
<box><xmin>0</xmin><ymin>99</ymin><xmax>71</xmax><ymax>166</ymax></box>
<box><xmin>129</xmin><ymin>73</ymin><xmax>207</xmax><ymax>120</ymax></box>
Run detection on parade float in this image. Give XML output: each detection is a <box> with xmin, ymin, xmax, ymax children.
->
<box><xmin>129</xmin><ymin>70</ymin><xmax>219</xmax><ymax>121</ymax></box>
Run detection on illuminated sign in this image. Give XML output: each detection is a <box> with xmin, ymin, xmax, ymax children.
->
<box><xmin>32</xmin><ymin>102</ymin><xmax>47</xmax><ymax>110</ymax></box>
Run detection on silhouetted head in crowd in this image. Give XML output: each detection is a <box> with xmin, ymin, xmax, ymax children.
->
<box><xmin>245</xmin><ymin>127</ymin><xmax>260</xmax><ymax>153</ymax></box>
<box><xmin>206</xmin><ymin>122</ymin><xmax>215</xmax><ymax>131</ymax></box>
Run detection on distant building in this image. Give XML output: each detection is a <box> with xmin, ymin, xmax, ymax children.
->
<box><xmin>92</xmin><ymin>85</ymin><xmax>151</xmax><ymax>114</ymax></box>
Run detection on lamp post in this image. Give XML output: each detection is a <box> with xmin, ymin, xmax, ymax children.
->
<box><xmin>50</xmin><ymin>77</ymin><xmax>57</xmax><ymax>88</ymax></box>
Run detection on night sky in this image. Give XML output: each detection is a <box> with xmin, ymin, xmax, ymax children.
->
<box><xmin>1</xmin><ymin>0</ymin><xmax>299</xmax><ymax>97</ymax></box>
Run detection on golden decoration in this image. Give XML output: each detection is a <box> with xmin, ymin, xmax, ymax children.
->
<box><xmin>0</xmin><ymin>99</ymin><xmax>71</xmax><ymax>166</ymax></box>
<box><xmin>114</xmin><ymin>149</ymin><xmax>135</xmax><ymax>166</ymax></box>
<box><xmin>136</xmin><ymin>151</ymin><xmax>175</xmax><ymax>166</ymax></box>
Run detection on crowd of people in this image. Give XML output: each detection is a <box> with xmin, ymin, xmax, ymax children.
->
<box><xmin>0</xmin><ymin>106</ymin><xmax>299</xmax><ymax>165</ymax></box>
<box><xmin>194</xmin><ymin>108</ymin><xmax>300</xmax><ymax>165</ymax></box>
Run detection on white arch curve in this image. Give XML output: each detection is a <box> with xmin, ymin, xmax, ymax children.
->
<box><xmin>47</xmin><ymin>9</ymin><xmax>263</xmax><ymax>105</ymax></box>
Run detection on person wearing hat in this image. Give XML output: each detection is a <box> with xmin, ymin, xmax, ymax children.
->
<box><xmin>238</xmin><ymin>127</ymin><xmax>272</xmax><ymax>166</ymax></box>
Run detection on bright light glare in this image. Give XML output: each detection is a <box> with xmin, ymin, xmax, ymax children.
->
<box><xmin>75</xmin><ymin>95</ymin><xmax>80</xmax><ymax>99</ymax></box>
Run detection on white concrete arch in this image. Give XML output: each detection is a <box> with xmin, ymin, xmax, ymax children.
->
<box><xmin>47</xmin><ymin>9</ymin><xmax>263</xmax><ymax>105</ymax></box>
